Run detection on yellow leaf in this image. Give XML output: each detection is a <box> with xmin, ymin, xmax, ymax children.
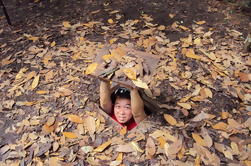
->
<box><xmin>230</xmin><ymin>142</ymin><xmax>239</xmax><ymax>154</ymax></box>
<box><xmin>94</xmin><ymin>140</ymin><xmax>112</xmax><ymax>152</ymax></box>
<box><xmin>192</xmin><ymin>133</ymin><xmax>207</xmax><ymax>147</ymax></box>
<box><xmin>50</xmin><ymin>41</ymin><xmax>56</xmax><ymax>47</ymax></box>
<box><xmin>238</xmin><ymin>72</ymin><xmax>251</xmax><ymax>82</ymax></box>
<box><xmin>108</xmin><ymin>19</ymin><xmax>114</xmax><ymax>24</ymax></box>
<box><xmin>177</xmin><ymin>102</ymin><xmax>191</xmax><ymax>109</ymax></box>
<box><xmin>221</xmin><ymin>112</ymin><xmax>229</xmax><ymax>119</ymax></box>
<box><xmin>185</xmin><ymin>48</ymin><xmax>201</xmax><ymax>60</ymax></box>
<box><xmin>158</xmin><ymin>136</ymin><xmax>166</xmax><ymax>148</ymax></box>
<box><xmin>123</xmin><ymin>68</ymin><xmax>137</xmax><ymax>80</ymax></box>
<box><xmin>85</xmin><ymin>63</ymin><xmax>98</xmax><ymax>75</ymax></box>
<box><xmin>158</xmin><ymin>25</ymin><xmax>165</xmax><ymax>31</ymax></box>
<box><xmin>49</xmin><ymin>157</ymin><xmax>61</xmax><ymax>166</ymax></box>
<box><xmin>109</xmin><ymin>38</ymin><xmax>118</xmax><ymax>44</ymax></box>
<box><xmin>195</xmin><ymin>20</ymin><xmax>206</xmax><ymax>25</ymax></box>
<box><xmin>102</xmin><ymin>54</ymin><xmax>114</xmax><ymax>61</ymax></box>
<box><xmin>116</xmin><ymin>152</ymin><xmax>123</xmax><ymax>161</ymax></box>
<box><xmin>130</xmin><ymin>141</ymin><xmax>144</xmax><ymax>153</ymax></box>
<box><xmin>63</xmin><ymin>21</ymin><xmax>71</xmax><ymax>28</ymax></box>
<box><xmin>119</xmin><ymin>126</ymin><xmax>127</xmax><ymax>136</ymax></box>
<box><xmin>179</xmin><ymin>25</ymin><xmax>190</xmax><ymax>31</ymax></box>
<box><xmin>164</xmin><ymin>114</ymin><xmax>177</xmax><ymax>126</ymax></box>
<box><xmin>63</xmin><ymin>132</ymin><xmax>78</xmax><ymax>139</ymax></box>
<box><xmin>67</xmin><ymin>114</ymin><xmax>84</xmax><ymax>123</ymax></box>
<box><xmin>31</xmin><ymin>75</ymin><xmax>40</xmax><ymax>90</ymax></box>
<box><xmin>145</xmin><ymin>137</ymin><xmax>156</xmax><ymax>159</ymax></box>
<box><xmin>132</xmin><ymin>78</ymin><xmax>149</xmax><ymax>89</ymax></box>
<box><xmin>194</xmin><ymin>155</ymin><xmax>201</xmax><ymax>166</ymax></box>
<box><xmin>194</xmin><ymin>38</ymin><xmax>202</xmax><ymax>46</ymax></box>
<box><xmin>36</xmin><ymin>90</ymin><xmax>49</xmax><ymax>94</ymax></box>
<box><xmin>200</xmin><ymin>88</ymin><xmax>213</xmax><ymax>98</ymax></box>
<box><xmin>212</xmin><ymin>122</ymin><xmax>228</xmax><ymax>131</ymax></box>
<box><xmin>84</xmin><ymin>116</ymin><xmax>96</xmax><ymax>135</ymax></box>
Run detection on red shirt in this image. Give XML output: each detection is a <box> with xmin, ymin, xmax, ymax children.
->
<box><xmin>110</xmin><ymin>110</ymin><xmax>137</xmax><ymax>130</ymax></box>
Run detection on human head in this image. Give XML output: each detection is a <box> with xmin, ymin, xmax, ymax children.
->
<box><xmin>112</xmin><ymin>87</ymin><xmax>133</xmax><ymax>123</ymax></box>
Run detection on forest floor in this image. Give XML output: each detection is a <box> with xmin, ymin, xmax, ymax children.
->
<box><xmin>0</xmin><ymin>0</ymin><xmax>250</xmax><ymax>165</ymax></box>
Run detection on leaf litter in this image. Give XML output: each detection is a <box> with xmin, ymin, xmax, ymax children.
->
<box><xmin>0</xmin><ymin>0</ymin><xmax>251</xmax><ymax>165</ymax></box>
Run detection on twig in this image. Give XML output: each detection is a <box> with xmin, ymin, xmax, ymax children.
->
<box><xmin>0</xmin><ymin>0</ymin><xmax>12</xmax><ymax>25</ymax></box>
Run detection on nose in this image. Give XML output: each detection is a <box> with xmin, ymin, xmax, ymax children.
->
<box><xmin>118</xmin><ymin>108</ymin><xmax>126</xmax><ymax>115</ymax></box>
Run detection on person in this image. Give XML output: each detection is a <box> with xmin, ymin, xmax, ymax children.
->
<box><xmin>99</xmin><ymin>80</ymin><xmax>147</xmax><ymax>130</ymax></box>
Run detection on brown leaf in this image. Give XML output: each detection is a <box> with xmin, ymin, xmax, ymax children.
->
<box><xmin>85</xmin><ymin>63</ymin><xmax>98</xmax><ymax>75</ymax></box>
<box><xmin>185</xmin><ymin>48</ymin><xmax>201</xmax><ymax>60</ymax></box>
<box><xmin>123</xmin><ymin>68</ymin><xmax>137</xmax><ymax>80</ymax></box>
<box><xmin>63</xmin><ymin>132</ymin><xmax>78</xmax><ymax>139</ymax></box>
<box><xmin>84</xmin><ymin>115</ymin><xmax>96</xmax><ymax>135</ymax></box>
<box><xmin>177</xmin><ymin>102</ymin><xmax>191</xmax><ymax>109</ymax></box>
<box><xmin>164</xmin><ymin>114</ymin><xmax>177</xmax><ymax>126</ymax></box>
<box><xmin>94</xmin><ymin>140</ymin><xmax>112</xmax><ymax>152</ymax></box>
<box><xmin>67</xmin><ymin>114</ymin><xmax>84</xmax><ymax>123</ymax></box>
<box><xmin>165</xmin><ymin>137</ymin><xmax>183</xmax><ymax>156</ymax></box>
<box><xmin>212</xmin><ymin>122</ymin><xmax>228</xmax><ymax>131</ymax></box>
<box><xmin>145</xmin><ymin>137</ymin><xmax>156</xmax><ymax>159</ymax></box>
<box><xmin>116</xmin><ymin>144</ymin><xmax>135</xmax><ymax>153</ymax></box>
<box><xmin>192</xmin><ymin>133</ymin><xmax>207</xmax><ymax>147</ymax></box>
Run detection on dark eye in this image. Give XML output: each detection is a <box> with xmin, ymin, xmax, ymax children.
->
<box><xmin>115</xmin><ymin>105</ymin><xmax>120</xmax><ymax>109</ymax></box>
<box><xmin>125</xmin><ymin>106</ymin><xmax>131</xmax><ymax>110</ymax></box>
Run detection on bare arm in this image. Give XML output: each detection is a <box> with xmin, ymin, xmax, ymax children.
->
<box><xmin>100</xmin><ymin>81</ymin><xmax>112</xmax><ymax>114</ymax></box>
<box><xmin>130</xmin><ymin>88</ymin><xmax>147</xmax><ymax>124</ymax></box>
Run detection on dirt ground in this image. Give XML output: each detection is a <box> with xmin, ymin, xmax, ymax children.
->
<box><xmin>0</xmin><ymin>0</ymin><xmax>250</xmax><ymax>165</ymax></box>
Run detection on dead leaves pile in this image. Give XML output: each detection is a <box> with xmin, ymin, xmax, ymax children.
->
<box><xmin>0</xmin><ymin>3</ymin><xmax>251</xmax><ymax>166</ymax></box>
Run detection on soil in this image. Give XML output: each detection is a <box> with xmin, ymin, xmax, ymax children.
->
<box><xmin>0</xmin><ymin>0</ymin><xmax>250</xmax><ymax>164</ymax></box>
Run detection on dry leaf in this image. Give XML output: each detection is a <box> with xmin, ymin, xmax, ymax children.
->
<box><xmin>67</xmin><ymin>114</ymin><xmax>84</xmax><ymax>123</ymax></box>
<box><xmin>85</xmin><ymin>63</ymin><xmax>98</xmax><ymax>75</ymax></box>
<box><xmin>130</xmin><ymin>141</ymin><xmax>144</xmax><ymax>153</ymax></box>
<box><xmin>50</xmin><ymin>41</ymin><xmax>56</xmax><ymax>47</ymax></box>
<box><xmin>158</xmin><ymin>136</ymin><xmax>166</xmax><ymax>148</ymax></box>
<box><xmin>46</xmin><ymin>117</ymin><xmax>55</xmax><ymax>126</ymax></box>
<box><xmin>145</xmin><ymin>137</ymin><xmax>156</xmax><ymax>159</ymax></box>
<box><xmin>108</xmin><ymin>19</ymin><xmax>114</xmax><ymax>24</ymax></box>
<box><xmin>94</xmin><ymin>140</ymin><xmax>112</xmax><ymax>152</ymax></box>
<box><xmin>185</xmin><ymin>48</ymin><xmax>201</xmax><ymax>60</ymax></box>
<box><xmin>212</xmin><ymin>122</ymin><xmax>228</xmax><ymax>131</ymax></box>
<box><xmin>123</xmin><ymin>68</ymin><xmax>137</xmax><ymax>80</ymax></box>
<box><xmin>238</xmin><ymin>72</ymin><xmax>251</xmax><ymax>82</ymax></box>
<box><xmin>116</xmin><ymin>144</ymin><xmax>135</xmax><ymax>153</ymax></box>
<box><xmin>31</xmin><ymin>75</ymin><xmax>40</xmax><ymax>90</ymax></box>
<box><xmin>164</xmin><ymin>114</ymin><xmax>177</xmax><ymax>126</ymax></box>
<box><xmin>192</xmin><ymin>111</ymin><xmax>215</xmax><ymax>122</ymax></box>
<box><xmin>84</xmin><ymin>116</ymin><xmax>96</xmax><ymax>135</ymax></box>
<box><xmin>132</xmin><ymin>78</ymin><xmax>149</xmax><ymax>89</ymax></box>
<box><xmin>119</xmin><ymin>126</ymin><xmax>127</xmax><ymax>136</ymax></box>
<box><xmin>102</xmin><ymin>54</ymin><xmax>114</xmax><ymax>61</ymax></box>
<box><xmin>192</xmin><ymin>133</ymin><xmax>207</xmax><ymax>147</ymax></box>
<box><xmin>195</xmin><ymin>21</ymin><xmax>206</xmax><ymax>25</ymax></box>
<box><xmin>201</xmin><ymin>127</ymin><xmax>213</xmax><ymax>148</ymax></box>
<box><xmin>221</xmin><ymin>111</ymin><xmax>229</xmax><ymax>119</ymax></box>
<box><xmin>49</xmin><ymin>157</ymin><xmax>61</xmax><ymax>166</ymax></box>
<box><xmin>177</xmin><ymin>102</ymin><xmax>191</xmax><ymax>109</ymax></box>
<box><xmin>63</xmin><ymin>21</ymin><xmax>71</xmax><ymax>28</ymax></box>
<box><xmin>63</xmin><ymin>132</ymin><xmax>78</xmax><ymax>139</ymax></box>
<box><xmin>200</xmin><ymin>88</ymin><xmax>213</xmax><ymax>98</ymax></box>
<box><xmin>165</xmin><ymin>137</ymin><xmax>183</xmax><ymax>156</ymax></box>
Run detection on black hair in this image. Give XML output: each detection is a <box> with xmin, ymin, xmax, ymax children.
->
<box><xmin>111</xmin><ymin>87</ymin><xmax>131</xmax><ymax>104</ymax></box>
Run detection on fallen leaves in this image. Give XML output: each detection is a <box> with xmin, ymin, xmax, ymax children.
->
<box><xmin>63</xmin><ymin>132</ymin><xmax>78</xmax><ymax>139</ymax></box>
<box><xmin>94</xmin><ymin>140</ymin><xmax>112</xmax><ymax>152</ymax></box>
<box><xmin>85</xmin><ymin>63</ymin><xmax>98</xmax><ymax>75</ymax></box>
<box><xmin>67</xmin><ymin>114</ymin><xmax>84</xmax><ymax>123</ymax></box>
<box><xmin>164</xmin><ymin>114</ymin><xmax>177</xmax><ymax>126</ymax></box>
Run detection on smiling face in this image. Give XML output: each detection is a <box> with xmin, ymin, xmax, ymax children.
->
<box><xmin>114</xmin><ymin>97</ymin><xmax>133</xmax><ymax>123</ymax></box>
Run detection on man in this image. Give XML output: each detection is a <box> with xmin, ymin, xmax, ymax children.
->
<box><xmin>100</xmin><ymin>81</ymin><xmax>147</xmax><ymax>130</ymax></box>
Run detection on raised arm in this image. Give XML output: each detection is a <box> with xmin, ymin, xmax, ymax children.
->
<box><xmin>130</xmin><ymin>88</ymin><xmax>147</xmax><ymax>124</ymax></box>
<box><xmin>100</xmin><ymin>81</ymin><xmax>112</xmax><ymax>114</ymax></box>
